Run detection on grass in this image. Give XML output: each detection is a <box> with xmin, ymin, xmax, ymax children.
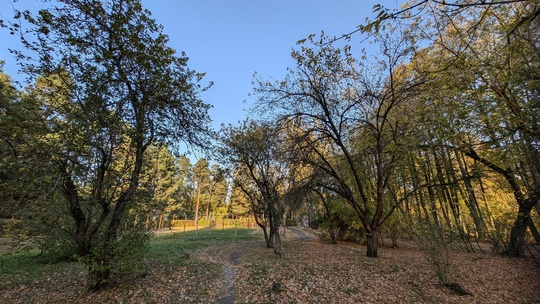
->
<box><xmin>0</xmin><ymin>227</ymin><xmax>261</xmax><ymax>290</ymax></box>
<box><xmin>146</xmin><ymin>227</ymin><xmax>261</xmax><ymax>265</ymax></box>
<box><xmin>0</xmin><ymin>249</ymin><xmax>79</xmax><ymax>289</ymax></box>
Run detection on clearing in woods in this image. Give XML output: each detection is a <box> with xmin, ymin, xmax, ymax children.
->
<box><xmin>1</xmin><ymin>226</ymin><xmax>539</xmax><ymax>303</ymax></box>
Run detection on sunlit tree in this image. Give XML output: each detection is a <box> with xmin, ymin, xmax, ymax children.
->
<box><xmin>6</xmin><ymin>0</ymin><xmax>212</xmax><ymax>289</ymax></box>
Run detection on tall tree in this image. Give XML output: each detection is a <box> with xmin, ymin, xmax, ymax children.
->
<box><xmin>7</xmin><ymin>0</ymin><xmax>211</xmax><ymax>290</ymax></box>
<box><xmin>134</xmin><ymin>144</ymin><xmax>179</xmax><ymax>228</ymax></box>
<box><xmin>174</xmin><ymin>154</ymin><xmax>196</xmax><ymax>219</ymax></box>
<box><xmin>219</xmin><ymin>120</ymin><xmax>287</xmax><ymax>256</ymax></box>
<box><xmin>193</xmin><ymin>158</ymin><xmax>210</xmax><ymax>225</ymax></box>
<box><xmin>254</xmin><ymin>28</ymin><xmax>425</xmax><ymax>257</ymax></box>
<box><xmin>228</xmin><ymin>171</ymin><xmax>253</xmax><ymax>217</ymax></box>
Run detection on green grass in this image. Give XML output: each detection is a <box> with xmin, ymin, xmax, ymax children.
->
<box><xmin>0</xmin><ymin>227</ymin><xmax>262</xmax><ymax>290</ymax></box>
<box><xmin>0</xmin><ymin>250</ymin><xmax>78</xmax><ymax>289</ymax></box>
<box><xmin>146</xmin><ymin>227</ymin><xmax>261</xmax><ymax>265</ymax></box>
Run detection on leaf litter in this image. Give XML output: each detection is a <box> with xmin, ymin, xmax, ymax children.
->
<box><xmin>1</xmin><ymin>229</ymin><xmax>539</xmax><ymax>303</ymax></box>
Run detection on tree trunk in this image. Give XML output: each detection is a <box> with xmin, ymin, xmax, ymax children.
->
<box><xmin>271</xmin><ymin>205</ymin><xmax>282</xmax><ymax>256</ymax></box>
<box><xmin>508</xmin><ymin>219</ymin><xmax>526</xmax><ymax>256</ymax></box>
<box><xmin>256</xmin><ymin>218</ymin><xmax>272</xmax><ymax>248</ymax></box>
<box><xmin>507</xmin><ymin>203</ymin><xmax>534</xmax><ymax>257</ymax></box>
<box><xmin>316</xmin><ymin>190</ymin><xmax>337</xmax><ymax>245</ymax></box>
<box><xmin>75</xmin><ymin>234</ymin><xmax>92</xmax><ymax>257</ymax></box>
<box><xmin>194</xmin><ymin>178</ymin><xmax>201</xmax><ymax>226</ymax></box>
<box><xmin>366</xmin><ymin>230</ymin><xmax>378</xmax><ymax>257</ymax></box>
<box><xmin>527</xmin><ymin>217</ymin><xmax>540</xmax><ymax>246</ymax></box>
<box><xmin>265</xmin><ymin>226</ymin><xmax>274</xmax><ymax>248</ymax></box>
<box><xmin>328</xmin><ymin>225</ymin><xmax>337</xmax><ymax>245</ymax></box>
<box><xmin>455</xmin><ymin>150</ymin><xmax>486</xmax><ymax>239</ymax></box>
<box><xmin>273</xmin><ymin>229</ymin><xmax>282</xmax><ymax>257</ymax></box>
<box><xmin>462</xmin><ymin>147</ymin><xmax>538</xmax><ymax>257</ymax></box>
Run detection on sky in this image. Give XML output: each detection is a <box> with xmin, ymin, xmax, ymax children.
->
<box><xmin>0</xmin><ymin>0</ymin><xmax>398</xmax><ymax>155</ymax></box>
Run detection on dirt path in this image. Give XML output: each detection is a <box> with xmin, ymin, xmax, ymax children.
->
<box><xmin>217</xmin><ymin>247</ymin><xmax>244</xmax><ymax>304</ymax></box>
<box><xmin>216</xmin><ymin>226</ymin><xmax>314</xmax><ymax>304</ymax></box>
<box><xmin>286</xmin><ymin>226</ymin><xmax>317</xmax><ymax>241</ymax></box>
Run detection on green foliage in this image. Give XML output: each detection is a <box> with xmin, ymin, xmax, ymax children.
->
<box><xmin>85</xmin><ymin>225</ymin><xmax>152</xmax><ymax>285</ymax></box>
<box><xmin>228</xmin><ymin>179</ymin><xmax>253</xmax><ymax>216</ymax></box>
<box><xmin>2</xmin><ymin>0</ymin><xmax>213</xmax><ymax>290</ymax></box>
<box><xmin>318</xmin><ymin>202</ymin><xmax>364</xmax><ymax>243</ymax></box>
<box><xmin>0</xmin><ymin>219</ymin><xmax>24</xmax><ymax>238</ymax></box>
<box><xmin>33</xmin><ymin>228</ymin><xmax>78</xmax><ymax>264</ymax></box>
<box><xmin>380</xmin><ymin>211</ymin><xmax>408</xmax><ymax>247</ymax></box>
<box><xmin>285</xmin><ymin>219</ymin><xmax>298</xmax><ymax>227</ymax></box>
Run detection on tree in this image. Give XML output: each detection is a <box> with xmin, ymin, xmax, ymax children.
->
<box><xmin>219</xmin><ymin>120</ymin><xmax>288</xmax><ymax>256</ymax></box>
<box><xmin>0</xmin><ymin>65</ymin><xmax>24</xmax><ymax>220</ymax></box>
<box><xmin>409</xmin><ymin>0</ymin><xmax>540</xmax><ymax>256</ymax></box>
<box><xmin>174</xmin><ymin>154</ymin><xmax>196</xmax><ymax>219</ymax></box>
<box><xmin>193</xmin><ymin>158</ymin><xmax>210</xmax><ymax>225</ymax></box>
<box><xmin>134</xmin><ymin>144</ymin><xmax>180</xmax><ymax>229</ymax></box>
<box><xmin>228</xmin><ymin>171</ymin><xmax>253</xmax><ymax>217</ymax></box>
<box><xmin>323</xmin><ymin>0</ymin><xmax>533</xmax><ymax>45</ymax></box>
<box><xmin>0</xmin><ymin>66</ymin><xmax>62</xmax><ymax>250</ymax></box>
<box><xmin>255</xmin><ymin>26</ymin><xmax>426</xmax><ymax>257</ymax></box>
<box><xmin>204</xmin><ymin>164</ymin><xmax>228</xmax><ymax>220</ymax></box>
<box><xmin>7</xmin><ymin>0</ymin><xmax>211</xmax><ymax>290</ymax></box>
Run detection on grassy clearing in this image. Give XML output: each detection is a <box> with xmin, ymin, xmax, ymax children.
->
<box><xmin>0</xmin><ymin>227</ymin><xmax>260</xmax><ymax>292</ymax></box>
<box><xmin>1</xmin><ymin>228</ymin><xmax>539</xmax><ymax>303</ymax></box>
<box><xmin>146</xmin><ymin>227</ymin><xmax>261</xmax><ymax>265</ymax></box>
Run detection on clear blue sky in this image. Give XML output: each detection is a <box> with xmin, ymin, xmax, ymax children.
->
<box><xmin>140</xmin><ymin>0</ymin><xmax>398</xmax><ymax>129</ymax></box>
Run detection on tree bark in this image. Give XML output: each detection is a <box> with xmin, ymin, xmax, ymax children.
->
<box><xmin>366</xmin><ymin>230</ymin><xmax>378</xmax><ymax>257</ymax></box>
<box><xmin>455</xmin><ymin>150</ymin><xmax>486</xmax><ymax>239</ymax></box>
<box><xmin>462</xmin><ymin>147</ymin><xmax>539</xmax><ymax>256</ymax></box>
<box><xmin>266</xmin><ymin>226</ymin><xmax>274</xmax><ymax>248</ymax></box>
<box><xmin>194</xmin><ymin>177</ymin><xmax>201</xmax><ymax>226</ymax></box>
<box><xmin>271</xmin><ymin>204</ymin><xmax>282</xmax><ymax>256</ymax></box>
<box><xmin>316</xmin><ymin>189</ymin><xmax>337</xmax><ymax>244</ymax></box>
<box><xmin>273</xmin><ymin>229</ymin><xmax>282</xmax><ymax>257</ymax></box>
<box><xmin>527</xmin><ymin>217</ymin><xmax>540</xmax><ymax>246</ymax></box>
<box><xmin>328</xmin><ymin>225</ymin><xmax>337</xmax><ymax>245</ymax></box>
<box><xmin>507</xmin><ymin>202</ymin><xmax>536</xmax><ymax>257</ymax></box>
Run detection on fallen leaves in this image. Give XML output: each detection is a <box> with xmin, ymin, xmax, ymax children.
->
<box><xmin>1</xmin><ymin>229</ymin><xmax>539</xmax><ymax>303</ymax></box>
<box><xmin>234</xmin><ymin>239</ymin><xmax>540</xmax><ymax>304</ymax></box>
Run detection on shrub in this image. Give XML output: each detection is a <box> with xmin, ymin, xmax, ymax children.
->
<box><xmin>285</xmin><ymin>219</ymin><xmax>298</xmax><ymax>227</ymax></box>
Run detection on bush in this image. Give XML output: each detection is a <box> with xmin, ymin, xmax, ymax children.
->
<box><xmin>85</xmin><ymin>224</ymin><xmax>152</xmax><ymax>286</ymax></box>
<box><xmin>411</xmin><ymin>219</ymin><xmax>453</xmax><ymax>285</ymax></box>
<box><xmin>286</xmin><ymin>219</ymin><xmax>298</xmax><ymax>227</ymax></box>
<box><xmin>0</xmin><ymin>218</ymin><xmax>25</xmax><ymax>238</ymax></box>
<box><xmin>171</xmin><ymin>219</ymin><xmax>195</xmax><ymax>227</ymax></box>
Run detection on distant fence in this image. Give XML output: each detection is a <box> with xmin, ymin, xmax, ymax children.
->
<box><xmin>171</xmin><ymin>217</ymin><xmax>256</xmax><ymax>229</ymax></box>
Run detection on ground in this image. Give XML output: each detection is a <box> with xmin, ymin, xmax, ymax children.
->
<box><xmin>1</xmin><ymin>227</ymin><xmax>539</xmax><ymax>303</ymax></box>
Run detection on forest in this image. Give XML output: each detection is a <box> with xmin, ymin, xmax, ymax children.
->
<box><xmin>0</xmin><ymin>0</ymin><xmax>539</xmax><ymax>296</ymax></box>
